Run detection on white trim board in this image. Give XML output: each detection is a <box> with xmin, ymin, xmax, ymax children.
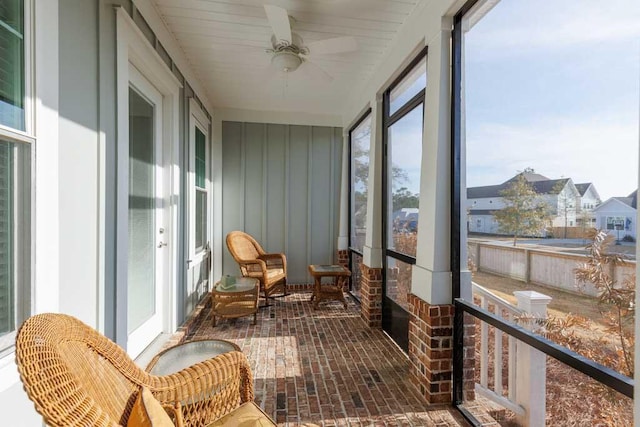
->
<box><xmin>115</xmin><ymin>7</ymin><xmax>182</xmax><ymax>353</ymax></box>
<box><xmin>213</xmin><ymin>107</ymin><xmax>343</xmax><ymax>128</ymax></box>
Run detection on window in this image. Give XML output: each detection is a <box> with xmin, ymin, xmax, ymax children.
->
<box><xmin>194</xmin><ymin>127</ymin><xmax>206</xmax><ymax>251</ymax></box>
<box><xmin>348</xmin><ymin>110</ymin><xmax>372</xmax><ymax>299</ymax></box>
<box><xmin>0</xmin><ymin>0</ymin><xmax>30</xmax><ymax>355</ymax></box>
<box><xmin>607</xmin><ymin>216</ymin><xmax>625</xmax><ymax>231</ymax></box>
<box><xmin>454</xmin><ymin>0</ymin><xmax>638</xmax><ymax>423</ymax></box>
<box><xmin>189</xmin><ymin>101</ymin><xmax>209</xmax><ymax>257</ymax></box>
<box><xmin>0</xmin><ymin>0</ymin><xmax>25</xmax><ymax>131</ymax></box>
<box><xmin>382</xmin><ymin>48</ymin><xmax>427</xmax><ymax>351</ymax></box>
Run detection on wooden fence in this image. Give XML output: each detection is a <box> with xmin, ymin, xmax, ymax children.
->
<box><xmin>468</xmin><ymin>240</ymin><xmax>636</xmax><ymax>297</ymax></box>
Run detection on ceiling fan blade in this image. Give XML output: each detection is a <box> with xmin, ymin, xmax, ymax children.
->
<box><xmin>306</xmin><ymin>37</ymin><xmax>358</xmax><ymax>55</ymax></box>
<box><xmin>299</xmin><ymin>60</ymin><xmax>333</xmax><ymax>83</ymax></box>
<box><xmin>264</xmin><ymin>4</ymin><xmax>292</xmax><ymax>45</ymax></box>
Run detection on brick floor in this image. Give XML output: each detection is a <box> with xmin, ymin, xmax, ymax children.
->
<box><xmin>176</xmin><ymin>291</ymin><xmax>477</xmax><ymax>426</ymax></box>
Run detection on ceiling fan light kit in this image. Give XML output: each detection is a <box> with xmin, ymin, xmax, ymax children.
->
<box><xmin>271</xmin><ymin>51</ymin><xmax>303</xmax><ymax>73</ymax></box>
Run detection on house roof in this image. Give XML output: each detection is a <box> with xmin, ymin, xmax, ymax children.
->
<box><xmin>628</xmin><ymin>190</ymin><xmax>638</xmax><ymax>209</ymax></box>
<box><xmin>613</xmin><ymin>191</ymin><xmax>637</xmax><ymax>209</ymax></box>
<box><xmin>503</xmin><ymin>171</ymin><xmax>549</xmax><ymax>184</ymax></box>
<box><xmin>392</xmin><ymin>208</ymin><xmax>419</xmax><ymax>221</ymax></box>
<box><xmin>574</xmin><ymin>183</ymin><xmax>591</xmax><ymax>196</ymax></box>
<box><xmin>467</xmin><ymin>172</ymin><xmax>570</xmax><ymax>199</ymax></box>
<box><xmin>613</xmin><ymin>197</ymin><xmax>634</xmax><ymax>207</ymax></box>
<box><xmin>594</xmin><ymin>195</ymin><xmax>638</xmax><ymax>212</ymax></box>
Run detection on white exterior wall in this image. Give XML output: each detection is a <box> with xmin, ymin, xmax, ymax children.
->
<box><xmin>468</xmin><ymin>214</ymin><xmax>499</xmax><ymax>234</ymax></box>
<box><xmin>594</xmin><ymin>200</ymin><xmax>637</xmax><ymax>239</ymax></box>
<box><xmin>58</xmin><ymin>0</ymin><xmax>100</xmax><ymax>328</ymax></box>
<box><xmin>0</xmin><ymin>0</ymin><xmax>60</xmax><ymax>423</ymax></box>
<box><xmin>580</xmin><ymin>186</ymin><xmax>601</xmax><ymax>211</ymax></box>
<box><xmin>469</xmin><ymin>197</ymin><xmax>505</xmax><ymax>210</ymax></box>
<box><xmin>0</xmin><ymin>1</ymin><xmax>215</xmax><ymax>423</ymax></box>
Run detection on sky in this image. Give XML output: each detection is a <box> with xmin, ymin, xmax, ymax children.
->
<box><xmin>464</xmin><ymin>0</ymin><xmax>640</xmax><ymax>201</ymax></box>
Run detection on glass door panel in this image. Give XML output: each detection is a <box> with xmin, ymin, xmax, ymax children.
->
<box><xmin>128</xmin><ymin>87</ymin><xmax>156</xmax><ymax>333</ymax></box>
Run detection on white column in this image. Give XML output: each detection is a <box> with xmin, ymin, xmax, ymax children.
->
<box><xmin>411</xmin><ymin>24</ymin><xmax>453</xmax><ymax>305</ymax></box>
<box><xmin>363</xmin><ymin>97</ymin><xmax>383</xmax><ymax>268</ymax></box>
<box><xmin>514</xmin><ymin>290</ymin><xmax>552</xmax><ymax>427</ymax></box>
<box><xmin>337</xmin><ymin>130</ymin><xmax>349</xmax><ymax>251</ymax></box>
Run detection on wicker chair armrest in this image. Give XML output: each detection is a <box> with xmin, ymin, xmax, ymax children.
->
<box><xmin>258</xmin><ymin>253</ymin><xmax>286</xmax><ymax>270</ymax></box>
<box><xmin>238</xmin><ymin>258</ymin><xmax>267</xmax><ymax>275</ymax></box>
<box><xmin>148</xmin><ymin>351</ymin><xmax>253</xmax><ymax>427</ymax></box>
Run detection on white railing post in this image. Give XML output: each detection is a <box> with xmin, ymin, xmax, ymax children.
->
<box><xmin>514</xmin><ymin>291</ymin><xmax>552</xmax><ymax>427</ymax></box>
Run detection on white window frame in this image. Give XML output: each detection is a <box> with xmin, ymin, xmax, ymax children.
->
<box><xmin>0</xmin><ymin>0</ymin><xmax>35</xmax><ymax>391</ymax></box>
<box><xmin>188</xmin><ymin>99</ymin><xmax>210</xmax><ymax>264</ymax></box>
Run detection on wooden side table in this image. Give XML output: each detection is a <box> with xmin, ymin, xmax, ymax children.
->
<box><xmin>308</xmin><ymin>264</ymin><xmax>351</xmax><ymax>309</ymax></box>
<box><xmin>211</xmin><ymin>277</ymin><xmax>259</xmax><ymax>326</ymax></box>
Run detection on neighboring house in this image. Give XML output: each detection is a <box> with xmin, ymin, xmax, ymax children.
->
<box><xmin>575</xmin><ymin>183</ymin><xmax>601</xmax><ymax>227</ymax></box>
<box><xmin>467</xmin><ymin>171</ymin><xmax>581</xmax><ymax>235</ymax></box>
<box><xmin>575</xmin><ymin>183</ymin><xmax>602</xmax><ymax>211</ymax></box>
<box><xmin>594</xmin><ymin>190</ymin><xmax>638</xmax><ymax>240</ymax></box>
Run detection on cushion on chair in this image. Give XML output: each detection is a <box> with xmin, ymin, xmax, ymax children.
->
<box><xmin>206</xmin><ymin>402</ymin><xmax>276</xmax><ymax>426</ymax></box>
<box><xmin>128</xmin><ymin>387</ymin><xmax>175</xmax><ymax>427</ymax></box>
<box><xmin>265</xmin><ymin>268</ymin><xmax>285</xmax><ymax>281</ymax></box>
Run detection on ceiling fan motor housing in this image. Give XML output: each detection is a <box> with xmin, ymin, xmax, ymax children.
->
<box><xmin>270</xmin><ymin>32</ymin><xmax>306</xmax><ymax>53</ymax></box>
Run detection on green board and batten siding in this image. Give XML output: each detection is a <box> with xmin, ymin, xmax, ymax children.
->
<box><xmin>222</xmin><ymin>122</ymin><xmax>343</xmax><ymax>284</ymax></box>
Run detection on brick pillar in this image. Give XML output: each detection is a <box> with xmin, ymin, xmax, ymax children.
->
<box><xmin>337</xmin><ymin>249</ymin><xmax>349</xmax><ymax>269</ymax></box>
<box><xmin>360</xmin><ymin>264</ymin><xmax>382</xmax><ymax>328</ymax></box>
<box><xmin>463</xmin><ymin>312</ymin><xmax>476</xmax><ymax>401</ymax></box>
<box><xmin>408</xmin><ymin>294</ymin><xmax>453</xmax><ymax>404</ymax></box>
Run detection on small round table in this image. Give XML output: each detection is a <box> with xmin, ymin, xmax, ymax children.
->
<box><xmin>146</xmin><ymin>339</ymin><xmax>241</xmax><ymax>375</ymax></box>
<box><xmin>211</xmin><ymin>277</ymin><xmax>259</xmax><ymax>327</ymax></box>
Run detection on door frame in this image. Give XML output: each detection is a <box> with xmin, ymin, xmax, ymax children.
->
<box><xmin>115</xmin><ymin>8</ymin><xmax>182</xmax><ymax>355</ymax></box>
<box><xmin>125</xmin><ymin>66</ymin><xmax>164</xmax><ymax>358</ymax></box>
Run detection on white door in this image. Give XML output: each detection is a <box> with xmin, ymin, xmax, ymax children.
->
<box><xmin>127</xmin><ymin>65</ymin><xmax>165</xmax><ymax>358</ymax></box>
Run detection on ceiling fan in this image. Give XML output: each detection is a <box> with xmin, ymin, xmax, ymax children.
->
<box><xmin>263</xmin><ymin>4</ymin><xmax>358</xmax><ymax>81</ymax></box>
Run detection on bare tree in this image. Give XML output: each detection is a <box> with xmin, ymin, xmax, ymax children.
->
<box><xmin>494</xmin><ymin>174</ymin><xmax>551</xmax><ymax>246</ymax></box>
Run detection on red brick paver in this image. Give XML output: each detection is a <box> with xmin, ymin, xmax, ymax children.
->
<box><xmin>181</xmin><ymin>291</ymin><xmax>471</xmax><ymax>426</ymax></box>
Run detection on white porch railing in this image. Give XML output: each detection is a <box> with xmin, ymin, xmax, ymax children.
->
<box><xmin>472</xmin><ymin>282</ymin><xmax>552</xmax><ymax>427</ymax></box>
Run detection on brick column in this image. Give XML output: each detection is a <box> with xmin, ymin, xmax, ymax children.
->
<box><xmin>462</xmin><ymin>313</ymin><xmax>476</xmax><ymax>401</ymax></box>
<box><xmin>337</xmin><ymin>249</ymin><xmax>349</xmax><ymax>269</ymax></box>
<box><xmin>408</xmin><ymin>294</ymin><xmax>453</xmax><ymax>404</ymax></box>
<box><xmin>360</xmin><ymin>264</ymin><xmax>382</xmax><ymax>328</ymax></box>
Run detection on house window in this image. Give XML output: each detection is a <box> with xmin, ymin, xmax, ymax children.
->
<box><xmin>0</xmin><ymin>0</ymin><xmax>31</xmax><ymax>355</ymax></box>
<box><xmin>348</xmin><ymin>110</ymin><xmax>371</xmax><ymax>300</ymax></box>
<box><xmin>382</xmin><ymin>48</ymin><xmax>426</xmax><ymax>351</ymax></box>
<box><xmin>606</xmin><ymin>216</ymin><xmax>624</xmax><ymax>230</ymax></box>
<box><xmin>0</xmin><ymin>0</ymin><xmax>25</xmax><ymax>131</ymax></box>
<box><xmin>189</xmin><ymin>100</ymin><xmax>210</xmax><ymax>258</ymax></box>
<box><xmin>194</xmin><ymin>127</ymin><xmax>206</xmax><ymax>251</ymax></box>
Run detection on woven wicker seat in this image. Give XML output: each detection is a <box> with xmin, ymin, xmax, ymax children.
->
<box><xmin>15</xmin><ymin>313</ymin><xmax>255</xmax><ymax>427</ymax></box>
<box><xmin>226</xmin><ymin>231</ymin><xmax>287</xmax><ymax>304</ymax></box>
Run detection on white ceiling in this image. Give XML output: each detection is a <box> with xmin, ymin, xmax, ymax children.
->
<box><xmin>152</xmin><ymin>0</ymin><xmax>421</xmax><ymax>115</ymax></box>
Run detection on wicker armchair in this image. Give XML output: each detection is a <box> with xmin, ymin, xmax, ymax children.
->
<box><xmin>226</xmin><ymin>231</ymin><xmax>287</xmax><ymax>304</ymax></box>
<box><xmin>15</xmin><ymin>313</ymin><xmax>255</xmax><ymax>427</ymax></box>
